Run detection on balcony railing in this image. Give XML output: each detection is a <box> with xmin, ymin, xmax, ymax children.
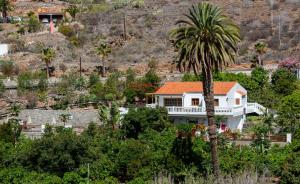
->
<box><xmin>146</xmin><ymin>102</ymin><xmax>266</xmax><ymax>116</ymax></box>
<box><xmin>146</xmin><ymin>104</ymin><xmax>245</xmax><ymax>116</ymax></box>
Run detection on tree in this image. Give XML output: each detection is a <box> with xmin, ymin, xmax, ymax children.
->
<box><xmin>98</xmin><ymin>103</ymin><xmax>120</xmax><ymax>131</ymax></box>
<box><xmin>271</xmin><ymin>68</ymin><xmax>297</xmax><ymax>96</ymax></box>
<box><xmin>277</xmin><ymin>92</ymin><xmax>300</xmax><ymax>134</ymax></box>
<box><xmin>122</xmin><ymin>107</ymin><xmax>169</xmax><ymax>139</ymax></box>
<box><xmin>10</xmin><ymin>103</ymin><xmax>21</xmax><ymax>117</ymax></box>
<box><xmin>254</xmin><ymin>42</ymin><xmax>267</xmax><ymax>66</ymax></box>
<box><xmin>110</xmin><ymin>102</ymin><xmax>120</xmax><ymax>131</ymax></box>
<box><xmin>171</xmin><ymin>3</ymin><xmax>240</xmax><ymax>176</ymax></box>
<box><xmin>0</xmin><ymin>119</ymin><xmax>22</xmax><ymax>146</ymax></box>
<box><xmin>0</xmin><ymin>0</ymin><xmax>13</xmax><ymax>22</ymax></box>
<box><xmin>98</xmin><ymin>104</ymin><xmax>109</xmax><ymax>125</ymax></box>
<box><xmin>41</xmin><ymin>47</ymin><xmax>56</xmax><ymax>78</ymax></box>
<box><xmin>65</xmin><ymin>5</ymin><xmax>79</xmax><ymax>21</ymax></box>
<box><xmin>250</xmin><ymin>123</ymin><xmax>271</xmax><ymax>153</ymax></box>
<box><xmin>59</xmin><ymin>113</ymin><xmax>71</xmax><ymax>127</ymax></box>
<box><xmin>96</xmin><ymin>42</ymin><xmax>111</xmax><ymax>77</ymax></box>
<box><xmin>27</xmin><ymin>15</ymin><xmax>41</xmax><ymax>33</ymax></box>
<box><xmin>251</xmin><ymin>67</ymin><xmax>268</xmax><ymax>87</ymax></box>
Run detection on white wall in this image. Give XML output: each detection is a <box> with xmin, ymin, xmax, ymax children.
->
<box><xmin>183</xmin><ymin>93</ymin><xmax>203</xmax><ymax>107</ymax></box>
<box><xmin>0</xmin><ymin>44</ymin><xmax>9</xmax><ymax>56</ymax></box>
<box><xmin>227</xmin><ymin>115</ymin><xmax>245</xmax><ymax>131</ymax></box>
<box><xmin>227</xmin><ymin>83</ymin><xmax>247</xmax><ymax>108</ymax></box>
<box><xmin>155</xmin><ymin>83</ymin><xmax>248</xmax><ymax>109</ymax></box>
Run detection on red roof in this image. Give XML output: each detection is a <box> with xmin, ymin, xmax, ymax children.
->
<box><xmin>153</xmin><ymin>82</ymin><xmax>237</xmax><ymax>95</ymax></box>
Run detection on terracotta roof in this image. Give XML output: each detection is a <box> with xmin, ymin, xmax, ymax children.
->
<box><xmin>153</xmin><ymin>82</ymin><xmax>237</xmax><ymax>95</ymax></box>
<box><xmin>236</xmin><ymin>90</ymin><xmax>247</xmax><ymax>96</ymax></box>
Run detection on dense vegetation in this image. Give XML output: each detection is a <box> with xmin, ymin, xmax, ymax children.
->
<box><xmin>1</xmin><ymin>1</ymin><xmax>300</xmax><ymax>183</ymax></box>
<box><xmin>1</xmin><ymin>66</ymin><xmax>300</xmax><ymax>183</ymax></box>
<box><xmin>1</xmin><ymin>107</ymin><xmax>300</xmax><ymax>183</ymax></box>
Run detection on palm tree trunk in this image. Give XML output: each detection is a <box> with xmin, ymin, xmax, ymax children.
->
<box><xmin>2</xmin><ymin>10</ymin><xmax>7</xmax><ymax>23</ymax></box>
<box><xmin>102</xmin><ymin>58</ymin><xmax>105</xmax><ymax>77</ymax></box>
<box><xmin>258</xmin><ymin>55</ymin><xmax>262</xmax><ymax>66</ymax></box>
<box><xmin>46</xmin><ymin>62</ymin><xmax>50</xmax><ymax>78</ymax></box>
<box><xmin>202</xmin><ymin>67</ymin><xmax>220</xmax><ymax>177</ymax></box>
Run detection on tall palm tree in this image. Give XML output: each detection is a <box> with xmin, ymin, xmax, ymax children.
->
<box><xmin>0</xmin><ymin>0</ymin><xmax>13</xmax><ymax>23</ymax></box>
<box><xmin>95</xmin><ymin>42</ymin><xmax>111</xmax><ymax>77</ymax></box>
<box><xmin>254</xmin><ymin>42</ymin><xmax>267</xmax><ymax>66</ymax></box>
<box><xmin>41</xmin><ymin>48</ymin><xmax>56</xmax><ymax>78</ymax></box>
<box><xmin>171</xmin><ymin>3</ymin><xmax>240</xmax><ymax>176</ymax></box>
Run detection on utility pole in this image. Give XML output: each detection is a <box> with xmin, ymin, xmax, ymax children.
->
<box><xmin>79</xmin><ymin>57</ymin><xmax>82</xmax><ymax>77</ymax></box>
<box><xmin>123</xmin><ymin>14</ymin><xmax>127</xmax><ymax>40</ymax></box>
<box><xmin>278</xmin><ymin>12</ymin><xmax>281</xmax><ymax>50</ymax></box>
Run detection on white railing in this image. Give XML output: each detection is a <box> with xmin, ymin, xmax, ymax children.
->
<box><xmin>247</xmin><ymin>103</ymin><xmax>266</xmax><ymax>115</ymax></box>
<box><xmin>146</xmin><ymin>104</ymin><xmax>158</xmax><ymax>108</ymax></box>
<box><xmin>165</xmin><ymin>106</ymin><xmax>242</xmax><ymax>116</ymax></box>
<box><xmin>146</xmin><ymin>102</ymin><xmax>266</xmax><ymax>116</ymax></box>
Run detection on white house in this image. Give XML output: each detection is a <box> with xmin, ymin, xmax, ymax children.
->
<box><xmin>147</xmin><ymin>82</ymin><xmax>266</xmax><ymax>132</ymax></box>
<box><xmin>0</xmin><ymin>44</ymin><xmax>9</xmax><ymax>56</ymax></box>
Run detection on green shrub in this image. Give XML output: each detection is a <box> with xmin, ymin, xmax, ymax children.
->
<box><xmin>271</xmin><ymin>68</ymin><xmax>297</xmax><ymax>96</ymax></box>
<box><xmin>17</xmin><ymin>27</ymin><xmax>25</xmax><ymax>35</ymax></box>
<box><xmin>0</xmin><ymin>61</ymin><xmax>15</xmax><ymax>77</ymax></box>
<box><xmin>17</xmin><ymin>72</ymin><xmax>34</xmax><ymax>90</ymax></box>
<box><xmin>0</xmin><ymin>80</ymin><xmax>4</xmax><ymax>97</ymax></box>
<box><xmin>58</xmin><ymin>25</ymin><xmax>74</xmax><ymax>38</ymax></box>
<box><xmin>28</xmin><ymin>16</ymin><xmax>41</xmax><ymax>33</ymax></box>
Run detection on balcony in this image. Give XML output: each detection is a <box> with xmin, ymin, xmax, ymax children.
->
<box><xmin>146</xmin><ymin>104</ymin><xmax>245</xmax><ymax>116</ymax></box>
<box><xmin>146</xmin><ymin>102</ymin><xmax>266</xmax><ymax>116</ymax></box>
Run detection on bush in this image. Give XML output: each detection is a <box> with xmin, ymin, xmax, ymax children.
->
<box><xmin>0</xmin><ymin>61</ymin><xmax>16</xmax><ymax>77</ymax></box>
<box><xmin>58</xmin><ymin>25</ymin><xmax>75</xmax><ymax>38</ymax></box>
<box><xmin>0</xmin><ymin>80</ymin><xmax>4</xmax><ymax>97</ymax></box>
<box><xmin>28</xmin><ymin>16</ymin><xmax>41</xmax><ymax>33</ymax></box>
<box><xmin>89</xmin><ymin>73</ymin><xmax>100</xmax><ymax>87</ymax></box>
<box><xmin>122</xmin><ymin>107</ymin><xmax>169</xmax><ymax>138</ymax></box>
<box><xmin>181</xmin><ymin>73</ymin><xmax>200</xmax><ymax>81</ymax></box>
<box><xmin>17</xmin><ymin>27</ymin><xmax>25</xmax><ymax>35</ymax></box>
<box><xmin>17</xmin><ymin>72</ymin><xmax>34</xmax><ymax>90</ymax></box>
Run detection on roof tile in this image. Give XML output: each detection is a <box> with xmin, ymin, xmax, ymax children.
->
<box><xmin>153</xmin><ymin>82</ymin><xmax>237</xmax><ymax>95</ymax></box>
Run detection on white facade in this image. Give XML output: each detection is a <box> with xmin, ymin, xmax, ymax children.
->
<box><xmin>148</xmin><ymin>82</ymin><xmax>265</xmax><ymax>132</ymax></box>
<box><xmin>0</xmin><ymin>44</ymin><xmax>9</xmax><ymax>56</ymax></box>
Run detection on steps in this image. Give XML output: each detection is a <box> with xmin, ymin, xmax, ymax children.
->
<box><xmin>247</xmin><ymin>103</ymin><xmax>267</xmax><ymax>115</ymax></box>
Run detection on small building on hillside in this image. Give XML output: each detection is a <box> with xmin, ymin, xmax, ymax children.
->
<box><xmin>0</xmin><ymin>44</ymin><xmax>9</xmax><ymax>56</ymax></box>
<box><xmin>37</xmin><ymin>8</ymin><xmax>64</xmax><ymax>24</ymax></box>
<box><xmin>147</xmin><ymin>82</ymin><xmax>266</xmax><ymax>132</ymax></box>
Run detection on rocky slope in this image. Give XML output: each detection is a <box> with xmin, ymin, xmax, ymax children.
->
<box><xmin>1</xmin><ymin>0</ymin><xmax>299</xmax><ymax>77</ymax></box>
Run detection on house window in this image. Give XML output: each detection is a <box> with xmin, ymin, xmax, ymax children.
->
<box><xmin>191</xmin><ymin>98</ymin><xmax>200</xmax><ymax>106</ymax></box>
<box><xmin>214</xmin><ymin>99</ymin><xmax>219</xmax><ymax>106</ymax></box>
<box><xmin>164</xmin><ymin>98</ymin><xmax>182</xmax><ymax>107</ymax></box>
<box><xmin>236</xmin><ymin>98</ymin><xmax>241</xmax><ymax>105</ymax></box>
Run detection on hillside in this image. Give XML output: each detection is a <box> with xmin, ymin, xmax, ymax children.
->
<box><xmin>0</xmin><ymin>0</ymin><xmax>299</xmax><ymax>77</ymax></box>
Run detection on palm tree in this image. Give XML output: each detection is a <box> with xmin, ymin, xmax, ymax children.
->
<box><xmin>66</xmin><ymin>5</ymin><xmax>79</xmax><ymax>21</ymax></box>
<box><xmin>0</xmin><ymin>0</ymin><xmax>13</xmax><ymax>23</ymax></box>
<box><xmin>95</xmin><ymin>42</ymin><xmax>111</xmax><ymax>77</ymax></box>
<box><xmin>171</xmin><ymin>3</ymin><xmax>240</xmax><ymax>176</ymax></box>
<box><xmin>59</xmin><ymin>113</ymin><xmax>71</xmax><ymax>127</ymax></box>
<box><xmin>254</xmin><ymin>42</ymin><xmax>267</xmax><ymax>66</ymax></box>
<box><xmin>41</xmin><ymin>48</ymin><xmax>56</xmax><ymax>78</ymax></box>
